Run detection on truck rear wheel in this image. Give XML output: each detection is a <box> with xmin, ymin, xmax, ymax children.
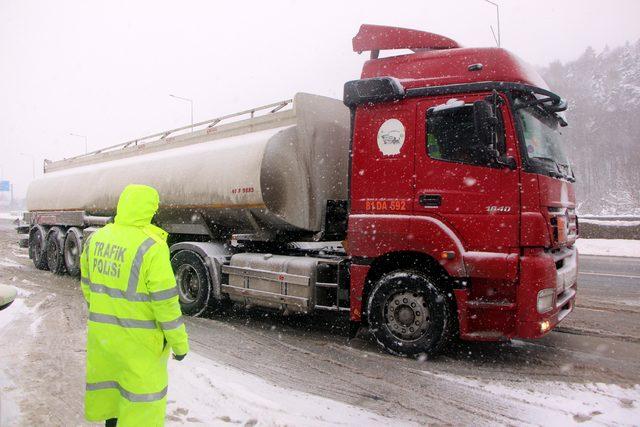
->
<box><xmin>366</xmin><ymin>270</ymin><xmax>453</xmax><ymax>357</ymax></box>
<box><xmin>29</xmin><ymin>225</ymin><xmax>49</xmax><ymax>270</ymax></box>
<box><xmin>46</xmin><ymin>227</ymin><xmax>67</xmax><ymax>275</ymax></box>
<box><xmin>64</xmin><ymin>227</ymin><xmax>83</xmax><ymax>277</ymax></box>
<box><xmin>171</xmin><ymin>250</ymin><xmax>211</xmax><ymax>317</ymax></box>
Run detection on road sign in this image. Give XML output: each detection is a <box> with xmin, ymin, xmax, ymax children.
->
<box><xmin>0</xmin><ymin>181</ymin><xmax>10</xmax><ymax>192</ymax></box>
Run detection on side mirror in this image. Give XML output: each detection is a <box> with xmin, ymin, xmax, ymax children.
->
<box><xmin>473</xmin><ymin>100</ymin><xmax>498</xmax><ymax>148</ymax></box>
<box><xmin>498</xmin><ymin>154</ymin><xmax>517</xmax><ymax>170</ymax></box>
<box><xmin>473</xmin><ymin>99</ymin><xmax>515</xmax><ymax>169</ymax></box>
<box><xmin>0</xmin><ymin>284</ymin><xmax>17</xmax><ymax>311</ymax></box>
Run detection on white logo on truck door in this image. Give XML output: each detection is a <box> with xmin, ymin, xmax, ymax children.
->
<box><xmin>377</xmin><ymin>119</ymin><xmax>405</xmax><ymax>156</ymax></box>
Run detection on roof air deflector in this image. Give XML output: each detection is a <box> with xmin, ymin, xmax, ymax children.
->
<box><xmin>353</xmin><ymin>24</ymin><xmax>461</xmax><ymax>59</ymax></box>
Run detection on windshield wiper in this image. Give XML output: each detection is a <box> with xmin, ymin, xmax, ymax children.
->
<box><xmin>531</xmin><ymin>156</ymin><xmax>566</xmax><ymax>179</ymax></box>
<box><xmin>514</xmin><ymin>98</ymin><xmax>568</xmax><ymax>127</ymax></box>
<box><xmin>513</xmin><ymin>93</ymin><xmax>567</xmax><ymax>114</ymax></box>
<box><xmin>556</xmin><ymin>162</ymin><xmax>576</xmax><ymax>182</ymax></box>
<box><xmin>532</xmin><ymin>156</ymin><xmax>575</xmax><ymax>181</ymax></box>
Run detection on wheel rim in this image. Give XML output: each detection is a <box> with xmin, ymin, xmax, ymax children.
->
<box><xmin>384</xmin><ymin>291</ymin><xmax>430</xmax><ymax>341</ymax></box>
<box><xmin>176</xmin><ymin>264</ymin><xmax>201</xmax><ymax>304</ymax></box>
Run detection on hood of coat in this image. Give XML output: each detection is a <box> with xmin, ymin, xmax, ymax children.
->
<box><xmin>114</xmin><ymin>184</ymin><xmax>160</xmax><ymax>227</ymax></box>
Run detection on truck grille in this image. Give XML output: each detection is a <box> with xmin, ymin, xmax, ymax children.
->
<box><xmin>548</xmin><ymin>207</ymin><xmax>578</xmax><ymax>243</ymax></box>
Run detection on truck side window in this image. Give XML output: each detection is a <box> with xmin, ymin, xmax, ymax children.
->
<box><xmin>426</xmin><ymin>105</ymin><xmax>500</xmax><ymax>167</ymax></box>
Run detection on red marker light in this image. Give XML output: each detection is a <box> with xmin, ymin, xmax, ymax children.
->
<box><xmin>441</xmin><ymin>251</ymin><xmax>455</xmax><ymax>260</ymax></box>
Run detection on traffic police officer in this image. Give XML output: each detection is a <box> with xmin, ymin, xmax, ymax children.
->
<box><xmin>81</xmin><ymin>184</ymin><xmax>189</xmax><ymax>426</ymax></box>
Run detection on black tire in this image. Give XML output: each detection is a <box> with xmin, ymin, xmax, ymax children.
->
<box><xmin>171</xmin><ymin>250</ymin><xmax>211</xmax><ymax>316</ymax></box>
<box><xmin>29</xmin><ymin>225</ymin><xmax>49</xmax><ymax>270</ymax></box>
<box><xmin>64</xmin><ymin>227</ymin><xmax>83</xmax><ymax>277</ymax></box>
<box><xmin>45</xmin><ymin>227</ymin><xmax>66</xmax><ymax>275</ymax></box>
<box><xmin>366</xmin><ymin>270</ymin><xmax>453</xmax><ymax>358</ymax></box>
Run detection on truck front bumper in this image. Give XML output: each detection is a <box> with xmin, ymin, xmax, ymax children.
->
<box><xmin>455</xmin><ymin>246</ymin><xmax>578</xmax><ymax>341</ymax></box>
<box><xmin>515</xmin><ymin>246</ymin><xmax>578</xmax><ymax>339</ymax></box>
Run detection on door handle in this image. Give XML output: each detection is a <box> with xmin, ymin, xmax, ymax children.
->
<box><xmin>419</xmin><ymin>194</ymin><xmax>442</xmax><ymax>207</ymax></box>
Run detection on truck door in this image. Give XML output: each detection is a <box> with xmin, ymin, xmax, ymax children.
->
<box><xmin>414</xmin><ymin>94</ymin><xmax>520</xmax><ymax>252</ymax></box>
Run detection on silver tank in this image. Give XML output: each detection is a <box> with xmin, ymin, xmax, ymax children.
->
<box><xmin>26</xmin><ymin>93</ymin><xmax>350</xmax><ymax>237</ymax></box>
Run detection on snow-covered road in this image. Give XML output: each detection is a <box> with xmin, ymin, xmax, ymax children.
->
<box><xmin>166</xmin><ymin>353</ymin><xmax>407</xmax><ymax>426</ymax></box>
<box><xmin>1</xmin><ymin>219</ymin><xmax>639</xmax><ymax>425</ymax></box>
<box><xmin>575</xmin><ymin>238</ymin><xmax>640</xmax><ymax>258</ymax></box>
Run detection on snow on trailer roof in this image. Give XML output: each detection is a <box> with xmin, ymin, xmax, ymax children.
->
<box><xmin>43</xmin><ymin>98</ymin><xmax>294</xmax><ymax>173</ymax></box>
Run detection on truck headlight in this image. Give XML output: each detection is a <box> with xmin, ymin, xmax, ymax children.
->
<box><xmin>540</xmin><ymin>320</ymin><xmax>551</xmax><ymax>333</ymax></box>
<box><xmin>537</xmin><ymin>288</ymin><xmax>555</xmax><ymax>313</ymax></box>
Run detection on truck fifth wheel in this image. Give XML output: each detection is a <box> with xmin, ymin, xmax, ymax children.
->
<box><xmin>18</xmin><ymin>24</ymin><xmax>579</xmax><ymax>356</ymax></box>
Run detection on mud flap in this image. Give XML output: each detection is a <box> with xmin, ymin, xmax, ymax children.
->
<box><xmin>348</xmin><ymin>321</ymin><xmax>362</xmax><ymax>340</ymax></box>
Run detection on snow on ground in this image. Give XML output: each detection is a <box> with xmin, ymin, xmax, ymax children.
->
<box><xmin>580</xmin><ymin>218</ymin><xmax>640</xmax><ymax>226</ymax></box>
<box><xmin>0</xmin><ymin>292</ymin><xmax>34</xmax><ymax>425</ymax></box>
<box><xmin>0</xmin><ymin>374</ymin><xmax>21</xmax><ymax>427</ymax></box>
<box><xmin>0</xmin><ymin>292</ymin><xmax>32</xmax><ymax>330</ymax></box>
<box><xmin>576</xmin><ymin>239</ymin><xmax>640</xmax><ymax>257</ymax></box>
<box><xmin>0</xmin><ymin>258</ymin><xmax>24</xmax><ymax>269</ymax></box>
<box><xmin>1</xmin><ymin>286</ymin><xmax>406</xmax><ymax>426</ymax></box>
<box><xmin>580</xmin><ymin>215</ymin><xmax>640</xmax><ymax>219</ymax></box>
<box><xmin>421</xmin><ymin>372</ymin><xmax>640</xmax><ymax>426</ymax></box>
<box><xmin>166</xmin><ymin>352</ymin><xmax>409</xmax><ymax>426</ymax></box>
<box><xmin>11</xmin><ymin>254</ymin><xmax>29</xmax><ymax>259</ymax></box>
<box><xmin>0</xmin><ymin>212</ymin><xmax>18</xmax><ymax>220</ymax></box>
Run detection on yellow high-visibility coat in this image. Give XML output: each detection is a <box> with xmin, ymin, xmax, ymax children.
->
<box><xmin>80</xmin><ymin>184</ymin><xmax>189</xmax><ymax>427</ymax></box>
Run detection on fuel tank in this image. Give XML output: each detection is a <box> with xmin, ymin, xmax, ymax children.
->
<box><xmin>26</xmin><ymin>93</ymin><xmax>350</xmax><ymax>238</ymax></box>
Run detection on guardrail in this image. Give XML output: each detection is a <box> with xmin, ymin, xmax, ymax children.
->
<box><xmin>578</xmin><ymin>217</ymin><xmax>640</xmax><ymax>239</ymax></box>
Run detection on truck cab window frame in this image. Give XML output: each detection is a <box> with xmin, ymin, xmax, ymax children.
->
<box><xmin>511</xmin><ymin>92</ymin><xmax>574</xmax><ymax>180</ymax></box>
<box><xmin>425</xmin><ymin>103</ymin><xmax>505</xmax><ymax>168</ymax></box>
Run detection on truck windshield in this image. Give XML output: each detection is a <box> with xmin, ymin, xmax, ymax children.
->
<box><xmin>517</xmin><ymin>106</ymin><xmax>573</xmax><ymax>179</ymax></box>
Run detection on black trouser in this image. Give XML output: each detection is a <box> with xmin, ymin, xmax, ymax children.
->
<box><xmin>105</xmin><ymin>418</ymin><xmax>117</xmax><ymax>427</ymax></box>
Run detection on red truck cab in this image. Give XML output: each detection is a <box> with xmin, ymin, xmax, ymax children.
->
<box><xmin>344</xmin><ymin>25</ymin><xmax>578</xmax><ymax>355</ymax></box>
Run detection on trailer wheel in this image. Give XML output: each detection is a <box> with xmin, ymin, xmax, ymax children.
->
<box><xmin>366</xmin><ymin>270</ymin><xmax>453</xmax><ymax>358</ymax></box>
<box><xmin>29</xmin><ymin>225</ymin><xmax>49</xmax><ymax>270</ymax></box>
<box><xmin>45</xmin><ymin>227</ymin><xmax>67</xmax><ymax>275</ymax></box>
<box><xmin>171</xmin><ymin>250</ymin><xmax>211</xmax><ymax>317</ymax></box>
<box><xmin>64</xmin><ymin>227</ymin><xmax>83</xmax><ymax>277</ymax></box>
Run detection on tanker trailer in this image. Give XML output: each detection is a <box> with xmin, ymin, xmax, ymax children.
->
<box><xmin>18</xmin><ymin>93</ymin><xmax>353</xmax><ymax>316</ymax></box>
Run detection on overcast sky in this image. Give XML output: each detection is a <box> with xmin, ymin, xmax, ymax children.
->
<box><xmin>2</xmin><ymin>0</ymin><xmax>639</xmax><ymax>198</ymax></box>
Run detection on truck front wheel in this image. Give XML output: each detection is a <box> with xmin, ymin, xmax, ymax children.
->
<box><xmin>171</xmin><ymin>250</ymin><xmax>211</xmax><ymax>317</ymax></box>
<box><xmin>366</xmin><ymin>270</ymin><xmax>453</xmax><ymax>357</ymax></box>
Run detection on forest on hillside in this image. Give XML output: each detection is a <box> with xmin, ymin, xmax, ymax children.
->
<box><xmin>541</xmin><ymin>41</ymin><xmax>640</xmax><ymax>215</ymax></box>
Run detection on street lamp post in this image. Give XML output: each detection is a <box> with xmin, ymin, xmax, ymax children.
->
<box><xmin>483</xmin><ymin>0</ymin><xmax>501</xmax><ymax>47</ymax></box>
<box><xmin>169</xmin><ymin>94</ymin><xmax>194</xmax><ymax>132</ymax></box>
<box><xmin>70</xmin><ymin>133</ymin><xmax>88</xmax><ymax>154</ymax></box>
